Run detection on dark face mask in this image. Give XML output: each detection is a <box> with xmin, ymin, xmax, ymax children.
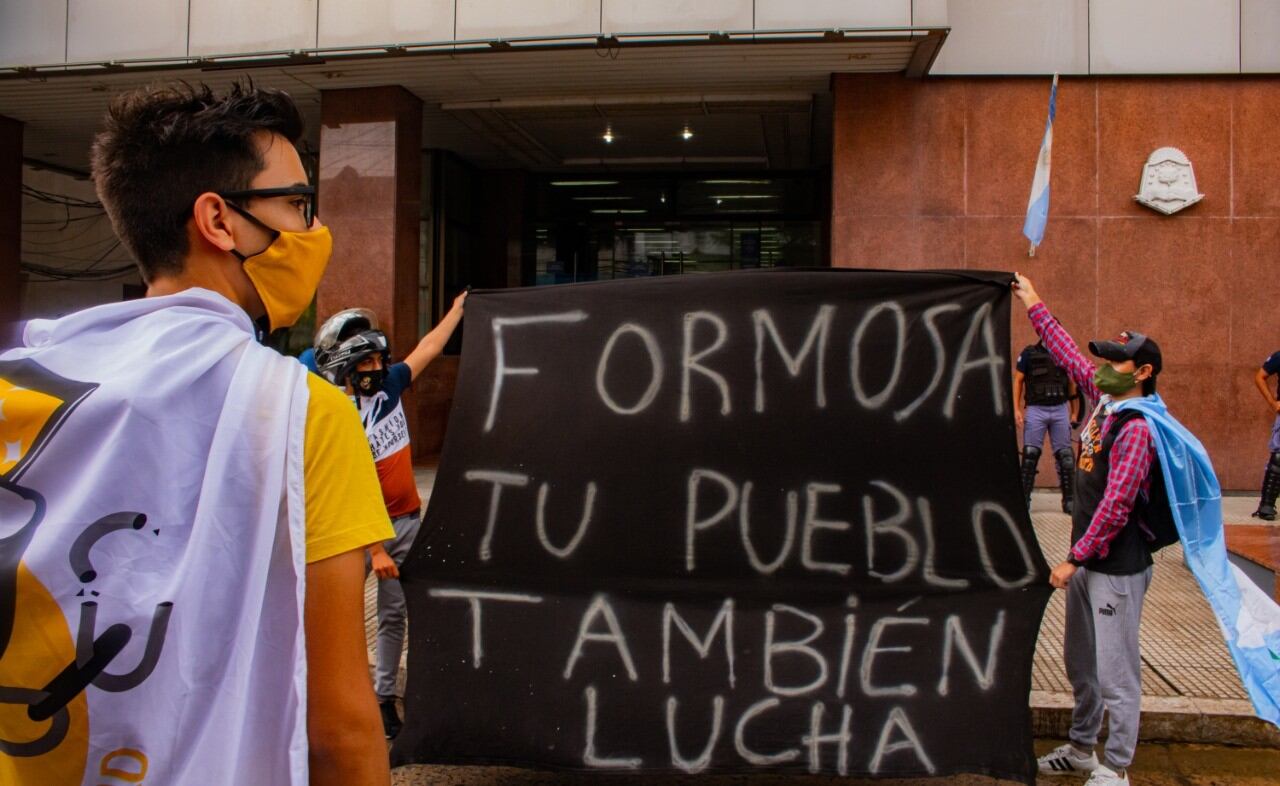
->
<box><xmin>353</xmin><ymin>369</ymin><xmax>386</xmax><ymax>395</ymax></box>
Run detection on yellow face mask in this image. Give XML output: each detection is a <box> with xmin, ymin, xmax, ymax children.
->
<box><xmin>227</xmin><ymin>205</ymin><xmax>333</xmax><ymax>332</ymax></box>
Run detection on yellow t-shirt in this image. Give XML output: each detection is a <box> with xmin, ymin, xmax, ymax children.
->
<box><xmin>303</xmin><ymin>372</ymin><xmax>395</xmax><ymax>563</ymax></box>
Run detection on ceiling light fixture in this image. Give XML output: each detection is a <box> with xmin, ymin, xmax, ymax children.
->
<box><xmin>602</xmin><ymin>125</ymin><xmax>614</xmax><ymax>144</ymax></box>
<box><xmin>681</xmin><ymin>125</ymin><xmax>693</xmax><ymax>141</ymax></box>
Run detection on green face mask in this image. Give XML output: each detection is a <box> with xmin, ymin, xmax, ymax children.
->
<box><xmin>1094</xmin><ymin>365</ymin><xmax>1138</xmax><ymax>396</ymax></box>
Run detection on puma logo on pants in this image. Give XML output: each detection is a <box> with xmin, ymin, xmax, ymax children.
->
<box><xmin>1065</xmin><ymin>566</ymin><xmax>1153</xmax><ymax>771</ymax></box>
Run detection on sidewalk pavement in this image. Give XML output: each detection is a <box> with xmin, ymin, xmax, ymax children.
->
<box><xmin>365</xmin><ymin>472</ymin><xmax>1279</xmax><ymax>750</ymax></box>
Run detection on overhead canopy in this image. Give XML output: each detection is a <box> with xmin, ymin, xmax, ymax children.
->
<box><xmin>0</xmin><ymin>30</ymin><xmax>946</xmax><ymax>173</ymax></box>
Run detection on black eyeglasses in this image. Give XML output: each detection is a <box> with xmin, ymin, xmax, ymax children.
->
<box><xmin>219</xmin><ymin>185</ymin><xmax>316</xmax><ymax>225</ymax></box>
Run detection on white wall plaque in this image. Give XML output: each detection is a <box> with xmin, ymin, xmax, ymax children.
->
<box><xmin>1134</xmin><ymin>147</ymin><xmax>1204</xmax><ymax>214</ymax></box>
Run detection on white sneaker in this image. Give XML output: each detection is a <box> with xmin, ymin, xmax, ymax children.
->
<box><xmin>1037</xmin><ymin>742</ymin><xmax>1099</xmax><ymax>775</ymax></box>
<box><xmin>1083</xmin><ymin>764</ymin><xmax>1129</xmax><ymax>785</ymax></box>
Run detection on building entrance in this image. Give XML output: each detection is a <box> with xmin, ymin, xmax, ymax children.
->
<box><xmin>528</xmin><ymin>173</ymin><xmax>825</xmax><ymax>285</ymax></box>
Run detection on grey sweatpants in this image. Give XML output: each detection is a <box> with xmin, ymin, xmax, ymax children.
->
<box><xmin>368</xmin><ymin>510</ymin><xmax>421</xmax><ymax>702</ymax></box>
<box><xmin>1063</xmin><ymin>565</ymin><xmax>1153</xmax><ymax>769</ymax></box>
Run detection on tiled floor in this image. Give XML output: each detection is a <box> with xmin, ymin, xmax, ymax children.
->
<box><xmin>1030</xmin><ymin>503</ymin><xmax>1247</xmax><ymax>702</ymax></box>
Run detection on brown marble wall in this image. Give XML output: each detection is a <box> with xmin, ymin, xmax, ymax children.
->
<box><xmin>317</xmin><ymin>87</ymin><xmax>424</xmax><ymax>443</ymax></box>
<box><xmin>832</xmin><ymin>74</ymin><xmax>1280</xmax><ymax>491</ymax></box>
<box><xmin>0</xmin><ymin>116</ymin><xmax>20</xmax><ymax>344</ymax></box>
<box><xmin>318</xmin><ymin>87</ymin><xmax>422</xmax><ymax>354</ymax></box>
<box><xmin>413</xmin><ymin>356</ymin><xmax>459</xmax><ymax>459</ymax></box>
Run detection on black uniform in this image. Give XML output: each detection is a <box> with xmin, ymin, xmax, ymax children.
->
<box><xmin>1018</xmin><ymin>343</ymin><xmax>1076</xmax><ymax>513</ymax></box>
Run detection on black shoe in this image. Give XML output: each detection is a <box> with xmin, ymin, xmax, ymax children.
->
<box><xmin>1252</xmin><ymin>504</ymin><xmax>1276</xmax><ymax>521</ymax></box>
<box><xmin>379</xmin><ymin>699</ymin><xmax>402</xmax><ymax>740</ymax></box>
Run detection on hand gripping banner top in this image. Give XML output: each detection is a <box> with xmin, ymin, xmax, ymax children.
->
<box><xmin>394</xmin><ymin>269</ymin><xmax>1053</xmax><ymax>783</ymax></box>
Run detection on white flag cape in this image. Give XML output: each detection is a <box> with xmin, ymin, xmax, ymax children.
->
<box><xmin>0</xmin><ymin>288</ymin><xmax>310</xmax><ymax>785</ymax></box>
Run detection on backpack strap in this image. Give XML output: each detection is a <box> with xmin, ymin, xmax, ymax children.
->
<box><xmin>1102</xmin><ymin>407</ymin><xmax>1181</xmax><ymax>551</ymax></box>
<box><xmin>1101</xmin><ymin>407</ymin><xmax>1146</xmax><ymax>451</ymax></box>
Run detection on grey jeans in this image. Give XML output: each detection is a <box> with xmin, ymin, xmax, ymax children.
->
<box><xmin>1063</xmin><ymin>565</ymin><xmax>1153</xmax><ymax>770</ymax></box>
<box><xmin>367</xmin><ymin>510</ymin><xmax>421</xmax><ymax>701</ymax></box>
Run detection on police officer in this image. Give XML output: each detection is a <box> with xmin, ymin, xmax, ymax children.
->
<box><xmin>1250</xmin><ymin>349</ymin><xmax>1280</xmax><ymax>520</ymax></box>
<box><xmin>1015</xmin><ymin>338</ymin><xmax>1080</xmax><ymax>513</ymax></box>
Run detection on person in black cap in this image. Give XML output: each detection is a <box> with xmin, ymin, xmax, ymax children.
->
<box><xmin>1012</xmin><ymin>274</ymin><xmax>1164</xmax><ymax>786</ymax></box>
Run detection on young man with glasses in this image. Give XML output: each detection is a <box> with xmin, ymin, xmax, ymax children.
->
<box><xmin>0</xmin><ymin>84</ymin><xmax>391</xmax><ymax>784</ymax></box>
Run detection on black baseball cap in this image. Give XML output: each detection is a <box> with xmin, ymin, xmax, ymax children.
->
<box><xmin>1088</xmin><ymin>331</ymin><xmax>1162</xmax><ymax>375</ymax></box>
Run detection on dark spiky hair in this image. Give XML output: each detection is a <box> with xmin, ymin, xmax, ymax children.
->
<box><xmin>90</xmin><ymin>81</ymin><xmax>303</xmax><ymax>281</ymax></box>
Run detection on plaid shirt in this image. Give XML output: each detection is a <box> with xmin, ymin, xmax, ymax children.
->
<box><xmin>1028</xmin><ymin>303</ymin><xmax>1155</xmax><ymax>563</ymax></box>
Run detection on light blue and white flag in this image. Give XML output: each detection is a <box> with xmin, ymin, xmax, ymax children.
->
<box><xmin>1023</xmin><ymin>74</ymin><xmax>1059</xmax><ymax>256</ymax></box>
<box><xmin>1115</xmin><ymin>395</ymin><xmax>1280</xmax><ymax>728</ymax></box>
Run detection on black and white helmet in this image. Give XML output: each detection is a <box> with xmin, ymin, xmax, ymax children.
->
<box><xmin>314</xmin><ymin>308</ymin><xmax>378</xmax><ymax>354</ymax></box>
<box><xmin>315</xmin><ymin>329</ymin><xmax>390</xmax><ymax>387</ymax></box>
<box><xmin>313</xmin><ymin>308</ymin><xmax>388</xmax><ymax>385</ymax></box>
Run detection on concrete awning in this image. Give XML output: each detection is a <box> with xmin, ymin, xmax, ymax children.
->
<box><xmin>0</xmin><ymin>29</ymin><xmax>946</xmax><ymax>173</ymax></box>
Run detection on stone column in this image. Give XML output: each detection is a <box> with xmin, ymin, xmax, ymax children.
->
<box><xmin>317</xmin><ymin>86</ymin><xmax>423</xmax><ymax>439</ymax></box>
<box><xmin>317</xmin><ymin>86</ymin><xmax>422</xmax><ymax>366</ymax></box>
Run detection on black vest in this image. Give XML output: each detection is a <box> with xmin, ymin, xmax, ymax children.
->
<box><xmin>1072</xmin><ymin>408</ymin><xmax>1156</xmax><ymax>575</ymax></box>
<box><xmin>1023</xmin><ymin>345</ymin><xmax>1070</xmax><ymax>406</ymax></box>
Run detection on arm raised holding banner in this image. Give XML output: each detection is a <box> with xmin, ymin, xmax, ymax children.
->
<box><xmin>1012</xmin><ymin>273</ymin><xmax>1157</xmax><ymax>589</ymax></box>
<box><xmin>403</xmin><ymin>290</ymin><xmax>468</xmax><ymax>382</ymax></box>
<box><xmin>1011</xmin><ymin>274</ymin><xmax>1100</xmax><ymax>402</ymax></box>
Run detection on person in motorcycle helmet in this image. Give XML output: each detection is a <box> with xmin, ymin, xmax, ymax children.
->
<box><xmin>310</xmin><ymin>290</ymin><xmax>467</xmax><ymax>739</ymax></box>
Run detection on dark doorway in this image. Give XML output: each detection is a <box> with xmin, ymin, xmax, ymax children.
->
<box><xmin>525</xmin><ymin>172</ymin><xmax>827</xmax><ymax>286</ymax></box>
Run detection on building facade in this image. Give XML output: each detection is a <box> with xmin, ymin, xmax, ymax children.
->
<box><xmin>1</xmin><ymin>1</ymin><xmax>1276</xmax><ymax>488</ymax></box>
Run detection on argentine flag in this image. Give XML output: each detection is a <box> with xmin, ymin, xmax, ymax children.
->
<box><xmin>1023</xmin><ymin>74</ymin><xmax>1058</xmax><ymax>255</ymax></box>
<box><xmin>1115</xmin><ymin>396</ymin><xmax>1280</xmax><ymax>728</ymax></box>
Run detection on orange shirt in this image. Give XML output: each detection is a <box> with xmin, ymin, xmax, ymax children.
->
<box><xmin>353</xmin><ymin>362</ymin><xmax>422</xmax><ymax>518</ymax></box>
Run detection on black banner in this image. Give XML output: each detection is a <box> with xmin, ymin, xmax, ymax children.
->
<box><xmin>395</xmin><ymin>269</ymin><xmax>1052</xmax><ymax>782</ymax></box>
